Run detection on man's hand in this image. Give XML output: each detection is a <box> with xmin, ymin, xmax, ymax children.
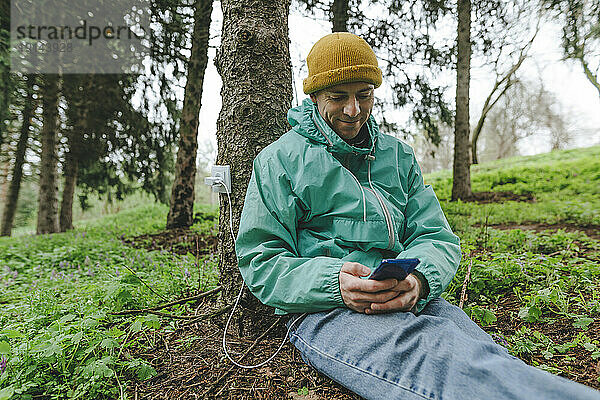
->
<box><xmin>339</xmin><ymin>262</ymin><xmax>421</xmax><ymax>314</ymax></box>
<box><xmin>366</xmin><ymin>274</ymin><xmax>421</xmax><ymax>314</ymax></box>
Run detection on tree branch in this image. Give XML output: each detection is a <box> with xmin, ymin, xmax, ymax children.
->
<box><xmin>459</xmin><ymin>258</ymin><xmax>473</xmax><ymax>309</ymax></box>
<box><xmin>111</xmin><ymin>286</ymin><xmax>222</xmax><ymax>316</ymax></box>
<box><xmin>578</xmin><ymin>47</ymin><xmax>600</xmax><ymax>99</ymax></box>
<box><xmin>471</xmin><ymin>22</ymin><xmax>539</xmax><ymax>164</ymax></box>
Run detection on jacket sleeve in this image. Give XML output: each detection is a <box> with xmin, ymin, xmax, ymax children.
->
<box><xmin>396</xmin><ymin>152</ymin><xmax>461</xmax><ymax>313</ymax></box>
<box><xmin>236</xmin><ymin>156</ymin><xmax>379</xmax><ymax>315</ymax></box>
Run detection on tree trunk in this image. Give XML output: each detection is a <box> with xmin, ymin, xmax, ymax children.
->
<box><xmin>471</xmin><ymin>36</ymin><xmax>533</xmax><ymax>165</ymax></box>
<box><xmin>0</xmin><ymin>160</ymin><xmax>9</xmax><ymax>205</ymax></box>
<box><xmin>451</xmin><ymin>0</ymin><xmax>472</xmax><ymax>201</ymax></box>
<box><xmin>1</xmin><ymin>77</ymin><xmax>35</xmax><ymax>236</ymax></box>
<box><xmin>59</xmin><ymin>75</ymin><xmax>93</xmax><ymax>232</ymax></box>
<box><xmin>59</xmin><ymin>143</ymin><xmax>79</xmax><ymax>232</ymax></box>
<box><xmin>215</xmin><ymin>0</ymin><xmax>293</xmax><ymax>337</ymax></box>
<box><xmin>471</xmin><ymin>80</ymin><xmax>511</xmax><ymax>165</ymax></box>
<box><xmin>0</xmin><ymin>0</ymin><xmax>10</xmax><ymax>153</ymax></box>
<box><xmin>37</xmin><ymin>74</ymin><xmax>61</xmax><ymax>235</ymax></box>
<box><xmin>331</xmin><ymin>0</ymin><xmax>350</xmax><ymax>32</ymax></box>
<box><xmin>579</xmin><ymin>53</ymin><xmax>600</xmax><ymax>100</ymax></box>
<box><xmin>166</xmin><ymin>0</ymin><xmax>214</xmax><ymax>229</ymax></box>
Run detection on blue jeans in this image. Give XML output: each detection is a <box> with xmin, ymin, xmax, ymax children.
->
<box><xmin>288</xmin><ymin>298</ymin><xmax>600</xmax><ymax>400</ymax></box>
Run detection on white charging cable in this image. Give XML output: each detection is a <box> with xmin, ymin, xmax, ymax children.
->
<box><xmin>213</xmin><ymin>178</ymin><xmax>305</xmax><ymax>369</ymax></box>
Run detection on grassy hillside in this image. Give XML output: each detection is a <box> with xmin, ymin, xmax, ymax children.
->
<box><xmin>0</xmin><ymin>146</ymin><xmax>598</xmax><ymax>398</ymax></box>
<box><xmin>429</xmin><ymin>145</ymin><xmax>600</xmax><ymax>226</ymax></box>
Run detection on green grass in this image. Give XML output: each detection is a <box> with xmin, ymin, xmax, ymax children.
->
<box><xmin>0</xmin><ymin>203</ymin><xmax>219</xmax><ymax>399</ymax></box>
<box><xmin>0</xmin><ymin>145</ymin><xmax>599</xmax><ymax>398</ymax></box>
<box><xmin>430</xmin><ymin>146</ymin><xmax>600</xmax><ymax>381</ymax></box>
<box><xmin>427</xmin><ymin>145</ymin><xmax>600</xmax><ymax>227</ymax></box>
<box><xmin>441</xmin><ymin>227</ymin><xmax>600</xmax><ymax>378</ymax></box>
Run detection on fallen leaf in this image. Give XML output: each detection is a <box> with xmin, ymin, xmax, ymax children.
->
<box><xmin>288</xmin><ymin>390</ymin><xmax>322</xmax><ymax>400</ymax></box>
<box><xmin>259</xmin><ymin>366</ymin><xmax>275</xmax><ymax>378</ymax></box>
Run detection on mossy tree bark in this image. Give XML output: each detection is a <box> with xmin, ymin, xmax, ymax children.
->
<box><xmin>215</xmin><ymin>0</ymin><xmax>292</xmax><ymax>336</ymax></box>
<box><xmin>166</xmin><ymin>0</ymin><xmax>214</xmax><ymax>229</ymax></box>
<box><xmin>37</xmin><ymin>74</ymin><xmax>61</xmax><ymax>235</ymax></box>
<box><xmin>451</xmin><ymin>0</ymin><xmax>473</xmax><ymax>201</ymax></box>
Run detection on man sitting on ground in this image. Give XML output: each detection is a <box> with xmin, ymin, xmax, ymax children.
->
<box><xmin>235</xmin><ymin>32</ymin><xmax>600</xmax><ymax>400</ymax></box>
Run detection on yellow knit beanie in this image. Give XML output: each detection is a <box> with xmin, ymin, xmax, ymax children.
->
<box><xmin>303</xmin><ymin>32</ymin><xmax>382</xmax><ymax>94</ymax></box>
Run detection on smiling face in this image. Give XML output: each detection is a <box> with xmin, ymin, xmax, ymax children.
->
<box><xmin>310</xmin><ymin>82</ymin><xmax>375</xmax><ymax>141</ymax></box>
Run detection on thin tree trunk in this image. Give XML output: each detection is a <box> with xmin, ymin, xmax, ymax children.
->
<box><xmin>37</xmin><ymin>74</ymin><xmax>60</xmax><ymax>235</ymax></box>
<box><xmin>1</xmin><ymin>77</ymin><xmax>35</xmax><ymax>236</ymax></box>
<box><xmin>59</xmin><ymin>144</ymin><xmax>79</xmax><ymax>232</ymax></box>
<box><xmin>216</xmin><ymin>0</ymin><xmax>292</xmax><ymax>336</ymax></box>
<box><xmin>0</xmin><ymin>158</ymin><xmax>9</xmax><ymax>205</ymax></box>
<box><xmin>471</xmin><ymin>28</ymin><xmax>536</xmax><ymax>165</ymax></box>
<box><xmin>60</xmin><ymin>76</ymin><xmax>93</xmax><ymax>232</ymax></box>
<box><xmin>166</xmin><ymin>0</ymin><xmax>214</xmax><ymax>229</ymax></box>
<box><xmin>451</xmin><ymin>0</ymin><xmax>472</xmax><ymax>201</ymax></box>
<box><xmin>579</xmin><ymin>54</ymin><xmax>600</xmax><ymax>99</ymax></box>
<box><xmin>471</xmin><ymin>80</ymin><xmax>512</xmax><ymax>165</ymax></box>
<box><xmin>331</xmin><ymin>0</ymin><xmax>350</xmax><ymax>32</ymax></box>
<box><xmin>0</xmin><ymin>1</ymin><xmax>10</xmax><ymax>152</ymax></box>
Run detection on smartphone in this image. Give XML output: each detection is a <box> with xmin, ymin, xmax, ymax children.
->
<box><xmin>369</xmin><ymin>258</ymin><xmax>420</xmax><ymax>281</ymax></box>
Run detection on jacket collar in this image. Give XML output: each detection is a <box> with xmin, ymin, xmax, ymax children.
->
<box><xmin>287</xmin><ymin>98</ymin><xmax>379</xmax><ymax>155</ymax></box>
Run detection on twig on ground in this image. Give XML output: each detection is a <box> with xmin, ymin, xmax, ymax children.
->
<box><xmin>115</xmin><ymin>372</ymin><xmax>124</xmax><ymax>400</ymax></box>
<box><xmin>111</xmin><ymin>286</ymin><xmax>222</xmax><ymax>316</ymax></box>
<box><xmin>123</xmin><ymin>264</ymin><xmax>169</xmax><ymax>301</ymax></box>
<box><xmin>185</xmin><ymin>369</ymin><xmax>204</xmax><ymax>385</ymax></box>
<box><xmin>160</xmin><ymin>369</ymin><xmax>198</xmax><ymax>387</ymax></box>
<box><xmin>214</xmin><ymin>378</ymin><xmax>230</xmax><ymax>397</ymax></box>
<box><xmin>182</xmin><ymin>304</ymin><xmax>232</xmax><ymax>327</ymax></box>
<box><xmin>111</xmin><ymin>309</ymin><xmax>201</xmax><ymax>320</ymax></box>
<box><xmin>196</xmin><ymin>236</ymin><xmax>203</xmax><ymax>291</ymax></box>
<box><xmin>198</xmin><ymin>318</ymin><xmax>282</xmax><ymax>397</ymax></box>
<box><xmin>459</xmin><ymin>258</ymin><xmax>473</xmax><ymax>309</ymax></box>
<box><xmin>559</xmin><ymin>241</ymin><xmax>573</xmax><ymax>263</ymax></box>
<box><xmin>547</xmin><ymin>241</ymin><xmax>573</xmax><ymax>258</ymax></box>
<box><xmin>113</xmin><ymin>304</ymin><xmax>229</xmax><ymax>327</ymax></box>
<box><xmin>161</xmin><ymin>333</ymin><xmax>172</xmax><ymax>364</ymax></box>
<box><xmin>117</xmin><ymin>328</ymin><xmax>132</xmax><ymax>359</ymax></box>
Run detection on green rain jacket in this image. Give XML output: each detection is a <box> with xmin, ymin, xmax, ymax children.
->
<box><xmin>236</xmin><ymin>98</ymin><xmax>461</xmax><ymax>315</ymax></box>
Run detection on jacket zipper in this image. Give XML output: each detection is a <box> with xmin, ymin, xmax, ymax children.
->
<box><xmin>341</xmin><ymin>163</ymin><xmax>395</xmax><ymax>249</ymax></box>
<box><xmin>345</xmin><ymin>168</ymin><xmax>367</xmax><ymax>222</ymax></box>
<box><xmin>367</xmin><ymin>159</ymin><xmax>395</xmax><ymax>250</ymax></box>
<box><xmin>364</xmin><ymin>186</ymin><xmax>395</xmax><ymax>250</ymax></box>
<box><xmin>346</xmin><ymin>167</ymin><xmax>395</xmax><ymax>248</ymax></box>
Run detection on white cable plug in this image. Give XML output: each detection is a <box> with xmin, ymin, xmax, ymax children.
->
<box><xmin>213</xmin><ymin>179</ymin><xmax>305</xmax><ymax>369</ymax></box>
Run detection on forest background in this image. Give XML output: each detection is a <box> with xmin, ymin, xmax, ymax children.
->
<box><xmin>0</xmin><ymin>0</ymin><xmax>599</xmax><ymax>398</ymax></box>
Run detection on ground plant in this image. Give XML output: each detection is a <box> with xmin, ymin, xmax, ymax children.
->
<box><xmin>0</xmin><ymin>146</ymin><xmax>599</xmax><ymax>398</ymax></box>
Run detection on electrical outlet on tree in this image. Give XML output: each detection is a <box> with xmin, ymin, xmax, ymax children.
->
<box><xmin>204</xmin><ymin>165</ymin><xmax>231</xmax><ymax>193</ymax></box>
